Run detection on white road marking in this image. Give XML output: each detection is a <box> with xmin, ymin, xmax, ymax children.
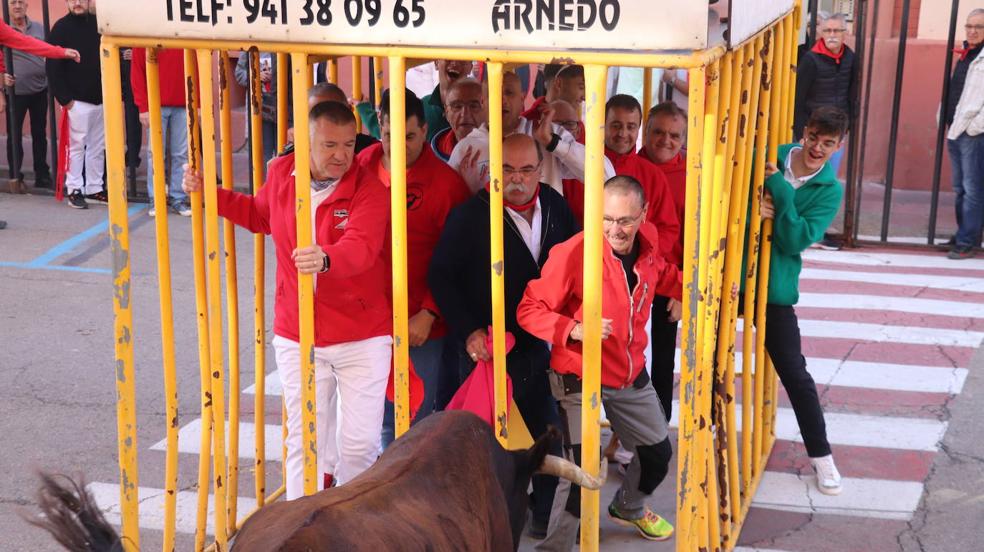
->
<box><xmin>803</xmin><ymin>249</ymin><xmax>984</xmax><ymax>271</ymax></box>
<box><xmin>801</xmin><ymin>267</ymin><xmax>984</xmax><ymax>294</ymax></box>
<box><xmin>752</xmin><ymin>471</ymin><xmax>925</xmax><ymax>521</ymax></box>
<box><xmin>797</xmin><ymin>292</ymin><xmax>984</xmax><ymax>319</ymax></box>
<box><xmin>149</xmin><ymin>418</ymin><xmax>283</xmax><ymax>463</ymax></box>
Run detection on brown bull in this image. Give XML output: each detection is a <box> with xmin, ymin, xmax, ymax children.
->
<box><xmin>233</xmin><ymin>410</ymin><xmax>605</xmax><ymax>551</ymax></box>
<box><xmin>30</xmin><ymin>411</ymin><xmax>604</xmax><ymax>551</ymax></box>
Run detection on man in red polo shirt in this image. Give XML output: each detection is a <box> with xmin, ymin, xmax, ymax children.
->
<box><xmin>638</xmin><ymin>101</ymin><xmax>688</xmax><ymax>421</ymax></box>
<box><xmin>359</xmin><ymin>88</ymin><xmax>470</xmax><ymax>446</ymax></box>
<box><xmin>183</xmin><ymin>102</ymin><xmax>391</xmax><ymax>499</ymax></box>
<box><xmin>430</xmin><ymin>77</ymin><xmax>485</xmax><ymax>163</ymax></box>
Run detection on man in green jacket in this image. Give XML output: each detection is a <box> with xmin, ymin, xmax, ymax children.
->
<box><xmin>757</xmin><ymin>106</ymin><xmax>847</xmax><ymax>496</ymax></box>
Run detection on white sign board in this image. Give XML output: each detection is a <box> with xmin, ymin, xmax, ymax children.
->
<box><xmin>98</xmin><ymin>0</ymin><xmax>708</xmax><ymax>52</ymax></box>
<box><xmin>728</xmin><ymin>0</ymin><xmax>795</xmax><ymax>47</ymax></box>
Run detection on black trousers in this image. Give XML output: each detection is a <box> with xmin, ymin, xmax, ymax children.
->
<box><xmin>7</xmin><ymin>91</ymin><xmax>49</xmax><ymax>181</ymax></box>
<box><xmin>120</xmin><ymin>58</ymin><xmax>142</xmax><ymax>169</ymax></box>
<box><xmin>649</xmin><ymin>295</ymin><xmax>679</xmax><ymax>423</ymax></box>
<box><xmin>443</xmin><ymin>339</ymin><xmax>562</xmax><ymax>525</ymax></box>
<box><xmin>756</xmin><ymin>303</ymin><xmax>831</xmax><ymax>458</ymax></box>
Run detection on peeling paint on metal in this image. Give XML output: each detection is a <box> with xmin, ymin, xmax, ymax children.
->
<box><xmin>493</xmin><ymin>260</ymin><xmax>503</xmax><ymax>276</ymax></box>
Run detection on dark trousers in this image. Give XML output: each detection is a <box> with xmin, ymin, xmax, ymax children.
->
<box><xmin>7</xmin><ymin>91</ymin><xmax>49</xmax><ymax>181</ymax></box>
<box><xmin>445</xmin><ymin>339</ymin><xmax>562</xmax><ymax>525</ymax></box>
<box><xmin>121</xmin><ymin>59</ymin><xmax>142</xmax><ymax>170</ymax></box>
<box><xmin>761</xmin><ymin>303</ymin><xmax>831</xmax><ymax>458</ymax></box>
<box><xmin>649</xmin><ymin>295</ymin><xmax>678</xmax><ymax>423</ymax></box>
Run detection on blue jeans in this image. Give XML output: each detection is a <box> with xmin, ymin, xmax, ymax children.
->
<box><xmin>380</xmin><ymin>337</ymin><xmax>444</xmax><ymax>448</ymax></box>
<box><xmin>948</xmin><ymin>133</ymin><xmax>984</xmax><ymax>248</ymax></box>
<box><xmin>146</xmin><ymin>106</ymin><xmax>189</xmax><ymax>203</ymax></box>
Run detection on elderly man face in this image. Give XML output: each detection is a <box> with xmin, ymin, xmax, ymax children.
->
<box><xmin>550</xmin><ymin>100</ymin><xmax>581</xmax><ymax>140</ymax></box>
<box><xmin>644</xmin><ymin>111</ymin><xmax>686</xmax><ymax>164</ymax></box>
<box><xmin>603</xmin><ymin>182</ymin><xmax>648</xmax><ymax>255</ymax></box>
<box><xmin>9</xmin><ymin>0</ymin><xmax>27</xmax><ymax>22</ymax></box>
<box><xmin>445</xmin><ymin>79</ymin><xmax>485</xmax><ymax>141</ymax></box>
<box><xmin>501</xmin><ymin>134</ymin><xmax>541</xmax><ymax>206</ymax></box>
<box><xmin>967</xmin><ymin>10</ymin><xmax>984</xmax><ymax>48</ymax></box>
<box><xmin>819</xmin><ymin>16</ymin><xmax>848</xmax><ymax>53</ymax></box>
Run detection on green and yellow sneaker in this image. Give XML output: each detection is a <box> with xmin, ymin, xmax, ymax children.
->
<box><xmin>608</xmin><ymin>503</ymin><xmax>674</xmax><ymax>541</ymax></box>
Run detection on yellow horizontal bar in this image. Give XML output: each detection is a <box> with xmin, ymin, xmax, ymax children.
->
<box><xmin>102</xmin><ymin>36</ymin><xmax>725</xmax><ymax>69</ymax></box>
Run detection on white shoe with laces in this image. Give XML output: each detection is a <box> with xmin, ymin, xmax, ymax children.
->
<box><xmin>810</xmin><ymin>454</ymin><xmax>842</xmax><ymax>495</ymax></box>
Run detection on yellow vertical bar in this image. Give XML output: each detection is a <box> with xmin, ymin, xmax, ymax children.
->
<box><xmin>373</xmin><ymin>56</ymin><xmax>384</xmax><ymax>105</ymax></box>
<box><xmin>352</xmin><ymin>57</ymin><xmax>363</xmax><ymax>133</ymax></box>
<box><xmin>145</xmin><ymin>47</ymin><xmax>180</xmax><ymax>552</ymax></box>
<box><xmin>579</xmin><ymin>63</ymin><xmax>607</xmax><ymax>552</ymax></box>
<box><xmin>744</xmin><ymin>27</ymin><xmax>775</xmax><ymax>490</ymax></box>
<box><xmin>705</xmin><ymin>51</ymin><xmax>731</xmax><ymax>551</ymax></box>
<box><xmin>218</xmin><ymin>50</ymin><xmax>241</xmax><ymax>534</ymax></box>
<box><xmin>290</xmin><ymin>51</ymin><xmax>319</xmax><ymax>497</ymax></box>
<box><xmin>719</xmin><ymin>41</ymin><xmax>758</xmax><ymax>528</ymax></box>
<box><xmin>196</xmin><ymin>48</ymin><xmax>229</xmax><ymax>550</ymax></box>
<box><xmin>247</xmin><ymin>49</ymin><xmax>267</xmax><ymax>508</ymax></box>
<box><xmin>101</xmin><ymin>40</ymin><xmax>140</xmax><ymax>552</ymax></box>
<box><xmin>642</xmin><ymin>67</ymin><xmax>653</xmax><ymax>116</ymax></box>
<box><xmin>756</xmin><ymin>16</ymin><xmax>786</xmax><ymax>475</ymax></box>
<box><xmin>328</xmin><ymin>58</ymin><xmax>338</xmax><ymax>83</ymax></box>
<box><xmin>676</xmin><ymin>63</ymin><xmax>706</xmax><ymax>552</ymax></box>
<box><xmin>276</xmin><ymin>52</ymin><xmax>289</xmax><ymax>153</ymax></box>
<box><xmin>697</xmin><ymin>58</ymin><xmax>721</xmax><ymax>552</ymax></box>
<box><xmin>787</xmin><ymin>5</ymin><xmax>801</xmax><ymax>144</ymax></box>
<box><xmin>183</xmin><ymin>48</ymin><xmax>213</xmax><ymax>552</ymax></box>
<box><xmin>389</xmin><ymin>56</ymin><xmax>411</xmax><ymax>437</ymax></box>
<box><xmin>486</xmin><ymin>62</ymin><xmax>508</xmax><ymax>446</ymax></box>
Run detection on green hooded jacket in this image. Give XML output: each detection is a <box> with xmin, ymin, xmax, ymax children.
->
<box><xmin>743</xmin><ymin>143</ymin><xmax>843</xmax><ymax>306</ymax></box>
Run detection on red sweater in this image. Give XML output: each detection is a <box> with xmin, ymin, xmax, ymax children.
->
<box><xmin>130</xmin><ymin>48</ymin><xmax>186</xmax><ymax>112</ymax></box>
<box><xmin>0</xmin><ymin>21</ymin><xmax>66</xmax><ymax>74</ymax></box>
<box><xmin>517</xmin><ymin>223</ymin><xmax>682</xmax><ymax>388</ymax></box>
<box><xmin>603</xmin><ymin>148</ymin><xmax>681</xmax><ymax>266</ymax></box>
<box><xmin>357</xmin><ymin>142</ymin><xmax>470</xmax><ymax>339</ymax></box>
<box><xmin>638</xmin><ymin>148</ymin><xmax>687</xmax><ymax>257</ymax></box>
<box><xmin>217</xmin><ymin>153</ymin><xmax>391</xmax><ymax>346</ymax></box>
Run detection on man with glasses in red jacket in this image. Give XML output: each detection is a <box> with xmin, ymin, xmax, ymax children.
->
<box><xmin>183</xmin><ymin>101</ymin><xmax>391</xmax><ymax>499</ymax></box>
<box><xmin>518</xmin><ymin>175</ymin><xmax>682</xmax><ymax>547</ymax></box>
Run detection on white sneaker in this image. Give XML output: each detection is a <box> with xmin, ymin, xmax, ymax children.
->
<box><xmin>810</xmin><ymin>454</ymin><xmax>842</xmax><ymax>495</ymax></box>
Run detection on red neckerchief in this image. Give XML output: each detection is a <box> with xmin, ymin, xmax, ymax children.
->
<box><xmin>954</xmin><ymin>41</ymin><xmax>979</xmax><ymax>62</ymax></box>
<box><xmin>811</xmin><ymin>38</ymin><xmax>844</xmax><ymax>64</ymax></box>
<box><xmin>436</xmin><ymin>128</ymin><xmax>457</xmax><ymax>158</ymax></box>
<box><xmin>485</xmin><ymin>182</ymin><xmax>540</xmax><ymax>212</ymax></box>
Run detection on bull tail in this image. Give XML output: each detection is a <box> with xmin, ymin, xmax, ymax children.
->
<box><xmin>26</xmin><ymin>472</ymin><xmax>124</xmax><ymax>552</ymax></box>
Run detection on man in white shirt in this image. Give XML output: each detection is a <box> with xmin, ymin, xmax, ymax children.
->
<box><xmin>447</xmin><ymin>70</ymin><xmax>613</xmax><ymax>194</ymax></box>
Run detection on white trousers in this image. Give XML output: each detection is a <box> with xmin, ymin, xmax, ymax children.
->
<box><xmin>65</xmin><ymin>100</ymin><xmax>106</xmax><ymax>194</ymax></box>
<box><xmin>273</xmin><ymin>334</ymin><xmax>391</xmax><ymax>500</ymax></box>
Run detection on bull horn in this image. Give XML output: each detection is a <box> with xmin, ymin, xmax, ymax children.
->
<box><xmin>538</xmin><ymin>455</ymin><xmax>609</xmax><ymax>490</ymax></box>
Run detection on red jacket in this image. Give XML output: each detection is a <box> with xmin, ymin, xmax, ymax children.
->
<box><xmin>517</xmin><ymin>223</ymin><xmax>682</xmax><ymax>388</ymax></box>
<box><xmin>357</xmin><ymin>142</ymin><xmax>470</xmax><ymax>339</ymax></box>
<box><xmin>0</xmin><ymin>21</ymin><xmax>66</xmax><ymax>74</ymax></box>
<box><xmin>130</xmin><ymin>48</ymin><xmax>187</xmax><ymax>112</ymax></box>
<box><xmin>604</xmin><ymin>148</ymin><xmax>681</xmax><ymax>266</ymax></box>
<box><xmin>217</xmin><ymin>153</ymin><xmax>391</xmax><ymax>346</ymax></box>
<box><xmin>638</xmin><ymin>148</ymin><xmax>687</xmax><ymax>258</ymax></box>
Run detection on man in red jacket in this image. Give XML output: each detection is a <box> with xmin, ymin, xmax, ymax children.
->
<box><xmin>183</xmin><ymin>101</ymin><xmax>391</xmax><ymax>499</ymax></box>
<box><xmin>639</xmin><ymin>101</ymin><xmax>688</xmax><ymax>422</ymax></box>
<box><xmin>359</xmin><ymin>88</ymin><xmax>469</xmax><ymax>446</ymax></box>
<box><xmin>130</xmin><ymin>48</ymin><xmax>190</xmax><ymax>216</ymax></box>
<box><xmin>518</xmin><ymin>176</ymin><xmax>681</xmax><ymax>546</ymax></box>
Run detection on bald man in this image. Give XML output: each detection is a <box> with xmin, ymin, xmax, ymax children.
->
<box><xmin>447</xmin><ymin>71</ymin><xmax>613</xmax><ymax>194</ymax></box>
<box><xmin>430</xmin><ymin>133</ymin><xmax>579</xmax><ymax>538</ymax></box>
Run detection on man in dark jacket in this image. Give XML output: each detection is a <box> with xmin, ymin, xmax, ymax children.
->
<box><xmin>429</xmin><ymin>133</ymin><xmax>577</xmax><ymax>538</ymax></box>
<box><xmin>47</xmin><ymin>0</ymin><xmax>103</xmax><ymax>209</ymax></box>
<box><xmin>793</xmin><ymin>12</ymin><xmax>857</xmax><ymax>249</ymax></box>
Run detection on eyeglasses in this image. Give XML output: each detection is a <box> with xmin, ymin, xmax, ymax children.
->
<box><xmin>446</xmin><ymin>100</ymin><xmax>482</xmax><ymax>114</ymax></box>
<box><xmin>603</xmin><ymin>212</ymin><xmax>644</xmax><ymax>228</ymax></box>
<box><xmin>503</xmin><ymin>165</ymin><xmax>540</xmax><ymax>178</ymax></box>
<box><xmin>821</xmin><ymin>28</ymin><xmax>846</xmax><ymax>34</ymax></box>
<box><xmin>967</xmin><ymin>24</ymin><xmax>984</xmax><ymax>32</ymax></box>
